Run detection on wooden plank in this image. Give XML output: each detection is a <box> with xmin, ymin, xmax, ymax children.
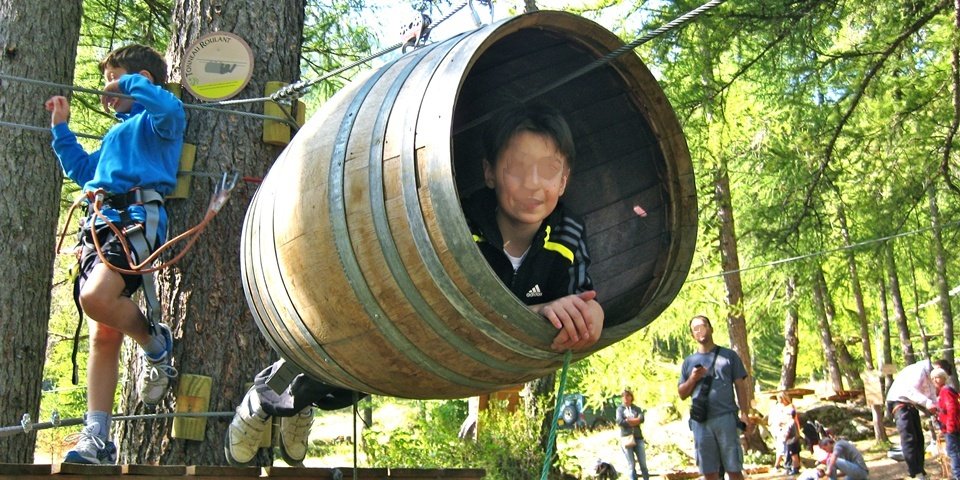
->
<box><xmin>172</xmin><ymin>374</ymin><xmax>213</xmax><ymax>441</ymax></box>
<box><xmin>263</xmin><ymin>466</ymin><xmax>336</xmax><ymax>478</ymax></box>
<box><xmin>0</xmin><ymin>463</ymin><xmax>51</xmax><ymax>474</ymax></box>
<box><xmin>53</xmin><ymin>462</ymin><xmax>122</xmax><ymax>475</ymax></box>
<box><xmin>185</xmin><ymin>465</ymin><xmax>261</xmax><ymax>477</ymax></box>
<box><xmin>263</xmin><ymin>81</ymin><xmax>292</xmax><ymax>146</ymax></box>
<box><xmin>122</xmin><ymin>464</ymin><xmax>187</xmax><ymax>476</ymax></box>
<box><xmin>331</xmin><ymin>468</ymin><xmax>389</xmax><ymax>479</ymax></box>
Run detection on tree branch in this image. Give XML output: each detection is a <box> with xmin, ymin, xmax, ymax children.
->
<box><xmin>788</xmin><ymin>0</ymin><xmax>952</xmax><ymax>236</ymax></box>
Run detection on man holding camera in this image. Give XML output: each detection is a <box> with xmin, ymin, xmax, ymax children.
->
<box><xmin>678</xmin><ymin>315</ymin><xmax>751</xmax><ymax>480</ymax></box>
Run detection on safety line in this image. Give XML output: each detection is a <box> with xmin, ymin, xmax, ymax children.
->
<box><xmin>0</xmin><ymin>411</ymin><xmax>234</xmax><ymax>438</ymax></box>
<box><xmin>0</xmin><ymin>72</ymin><xmax>298</xmax><ymax>129</ymax></box>
<box><xmin>525</xmin><ymin>0</ymin><xmax>726</xmax><ymax>102</ymax></box>
<box><xmin>224</xmin><ymin>0</ymin><xmax>473</xmax><ymax>106</ymax></box>
<box><xmin>687</xmin><ymin>218</ymin><xmax>960</xmax><ymax>283</ymax></box>
<box><xmin>455</xmin><ymin>0</ymin><xmax>727</xmax><ymax>134</ymax></box>
<box><xmin>0</xmin><ymin>119</ymin><xmax>101</xmax><ymax>140</ymax></box>
<box><xmin>540</xmin><ymin>350</ymin><xmax>573</xmax><ymax>480</ymax></box>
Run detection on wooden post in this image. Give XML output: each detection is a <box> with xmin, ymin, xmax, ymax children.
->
<box><xmin>167</xmin><ymin>143</ymin><xmax>196</xmax><ymax>200</ymax></box>
<box><xmin>263</xmin><ymin>81</ymin><xmax>306</xmax><ymax>146</ymax></box>
<box><xmin>171</xmin><ymin>374</ymin><xmax>212</xmax><ymax>441</ymax></box>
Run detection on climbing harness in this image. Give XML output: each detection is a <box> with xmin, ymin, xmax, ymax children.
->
<box><xmin>58</xmin><ymin>172</ymin><xmax>241</xmax><ymax>384</ymax></box>
<box><xmin>57</xmin><ymin>172</ymin><xmax>240</xmax><ymax>276</ymax></box>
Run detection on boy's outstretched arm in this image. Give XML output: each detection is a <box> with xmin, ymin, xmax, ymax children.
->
<box><xmin>533</xmin><ymin>291</ymin><xmax>604</xmax><ymax>352</ymax></box>
<box><xmin>46</xmin><ymin>96</ymin><xmax>97</xmax><ymax>184</ymax></box>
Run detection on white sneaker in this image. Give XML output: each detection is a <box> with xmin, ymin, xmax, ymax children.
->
<box><xmin>224</xmin><ymin>386</ymin><xmax>270</xmax><ymax>466</ymax></box>
<box><xmin>137</xmin><ymin>323</ymin><xmax>178</xmax><ymax>407</ymax></box>
<box><xmin>279</xmin><ymin>407</ymin><xmax>314</xmax><ymax>465</ymax></box>
<box><xmin>63</xmin><ymin>424</ymin><xmax>117</xmax><ymax>465</ymax></box>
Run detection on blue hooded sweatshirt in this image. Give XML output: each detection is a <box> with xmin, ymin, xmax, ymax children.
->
<box><xmin>51</xmin><ymin>73</ymin><xmax>185</xmax><ymax>243</ymax></box>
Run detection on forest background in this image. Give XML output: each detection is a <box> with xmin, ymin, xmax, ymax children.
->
<box><xmin>0</xmin><ymin>0</ymin><xmax>958</xmax><ymax>478</ymax></box>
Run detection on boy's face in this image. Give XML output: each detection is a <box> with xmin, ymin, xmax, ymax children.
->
<box><xmin>483</xmin><ymin>130</ymin><xmax>569</xmax><ymax>229</ymax></box>
<box><xmin>102</xmin><ymin>65</ymin><xmax>135</xmax><ymax>113</ymax></box>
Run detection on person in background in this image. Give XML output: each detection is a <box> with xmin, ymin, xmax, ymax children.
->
<box><xmin>771</xmin><ymin>392</ymin><xmax>802</xmax><ymax>474</ymax></box>
<box><xmin>819</xmin><ymin>437</ymin><xmax>868</xmax><ymax>480</ymax></box>
<box><xmin>932</xmin><ymin>366</ymin><xmax>960</xmax><ymax>480</ymax></box>
<box><xmin>886</xmin><ymin>359</ymin><xmax>948</xmax><ymax>480</ymax></box>
<box><xmin>678</xmin><ymin>315</ymin><xmax>750</xmax><ymax>480</ymax></box>
<box><xmin>616</xmin><ymin>389</ymin><xmax>650</xmax><ymax>480</ymax></box>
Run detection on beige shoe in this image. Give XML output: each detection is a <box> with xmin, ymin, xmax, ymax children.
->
<box><xmin>224</xmin><ymin>387</ymin><xmax>270</xmax><ymax>466</ymax></box>
<box><xmin>279</xmin><ymin>407</ymin><xmax>314</xmax><ymax>465</ymax></box>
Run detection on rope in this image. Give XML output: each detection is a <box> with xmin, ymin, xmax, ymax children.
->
<box><xmin>227</xmin><ymin>0</ymin><xmax>473</xmax><ymax>106</ymax></box>
<box><xmin>686</xmin><ymin>218</ymin><xmax>960</xmax><ymax>283</ymax></box>
<box><xmin>455</xmin><ymin>0</ymin><xmax>727</xmax><ymax>135</ymax></box>
<box><xmin>540</xmin><ymin>350</ymin><xmax>572</xmax><ymax>480</ymax></box>
<box><xmin>0</xmin><ymin>119</ymin><xmax>102</xmax><ymax>140</ymax></box>
<box><xmin>0</xmin><ymin>411</ymin><xmax>234</xmax><ymax>438</ymax></box>
<box><xmin>0</xmin><ymin>73</ymin><xmax>299</xmax><ymax>129</ymax></box>
<box><xmin>529</xmin><ymin>0</ymin><xmax>726</xmax><ymax>102</ymax></box>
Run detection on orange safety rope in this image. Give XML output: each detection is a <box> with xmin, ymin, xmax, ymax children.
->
<box><xmin>56</xmin><ymin>173</ymin><xmax>239</xmax><ymax>275</ymax></box>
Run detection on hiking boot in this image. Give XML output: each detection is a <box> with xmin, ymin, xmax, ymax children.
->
<box><xmin>63</xmin><ymin>424</ymin><xmax>117</xmax><ymax>465</ymax></box>
<box><xmin>279</xmin><ymin>407</ymin><xmax>314</xmax><ymax>465</ymax></box>
<box><xmin>224</xmin><ymin>386</ymin><xmax>270</xmax><ymax>466</ymax></box>
<box><xmin>137</xmin><ymin>323</ymin><xmax>178</xmax><ymax>407</ymax></box>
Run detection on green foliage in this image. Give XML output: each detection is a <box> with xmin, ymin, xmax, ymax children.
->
<box><xmin>362</xmin><ymin>399</ymin><xmax>545</xmax><ymax>480</ymax></box>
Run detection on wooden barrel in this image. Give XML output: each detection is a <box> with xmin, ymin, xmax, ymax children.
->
<box><xmin>240</xmin><ymin>11</ymin><xmax>696</xmax><ymax>398</ymax></box>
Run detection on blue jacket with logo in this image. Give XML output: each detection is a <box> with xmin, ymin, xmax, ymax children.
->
<box><xmin>464</xmin><ymin>188</ymin><xmax>594</xmax><ymax>305</ymax></box>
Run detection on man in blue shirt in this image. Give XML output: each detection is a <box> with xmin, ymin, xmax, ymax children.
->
<box><xmin>678</xmin><ymin>315</ymin><xmax>750</xmax><ymax>480</ymax></box>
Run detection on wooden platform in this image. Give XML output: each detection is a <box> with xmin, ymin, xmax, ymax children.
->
<box><xmin>0</xmin><ymin>464</ymin><xmax>485</xmax><ymax>479</ymax></box>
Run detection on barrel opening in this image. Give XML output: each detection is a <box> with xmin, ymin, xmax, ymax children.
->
<box><xmin>451</xmin><ymin>24</ymin><xmax>689</xmax><ymax>329</ymax></box>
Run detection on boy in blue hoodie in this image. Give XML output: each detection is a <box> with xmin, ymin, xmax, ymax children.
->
<box><xmin>45</xmin><ymin>44</ymin><xmax>184</xmax><ymax>465</ymax></box>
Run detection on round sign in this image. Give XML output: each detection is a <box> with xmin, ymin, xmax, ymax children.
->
<box><xmin>181</xmin><ymin>32</ymin><xmax>254</xmax><ymax>102</ymax></box>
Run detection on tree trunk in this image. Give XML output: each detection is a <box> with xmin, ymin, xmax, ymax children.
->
<box><xmin>525</xmin><ymin>373</ymin><xmax>555</xmax><ymax>474</ymax></box>
<box><xmin>523</xmin><ymin>0</ymin><xmax>539</xmax><ymax>13</ymax></box>
<box><xmin>812</xmin><ymin>268</ymin><xmax>843</xmax><ymax>393</ymax></box>
<box><xmin>835</xmin><ymin>341</ymin><xmax>863</xmax><ymax>390</ymax></box>
<box><xmin>836</xmin><ymin>202</ymin><xmax>874</xmax><ymax>369</ymax></box>
<box><xmin>835</xmin><ymin>202</ymin><xmax>886</xmax><ymax>440</ymax></box>
<box><xmin>884</xmin><ymin>242</ymin><xmax>915</xmax><ymax>364</ymax></box>
<box><xmin>779</xmin><ymin>277</ymin><xmax>799</xmax><ymax>390</ymax></box>
<box><xmin>928</xmin><ymin>186</ymin><xmax>954</xmax><ymax>370</ymax></box>
<box><xmin>879</xmin><ymin>275</ymin><xmax>894</xmax><ymax>388</ymax></box>
<box><xmin>714</xmin><ymin>166</ymin><xmax>765</xmax><ymax>453</ymax></box>
<box><xmin>0</xmin><ymin>0</ymin><xmax>80</xmax><ymax>463</ymax></box>
<box><xmin>115</xmin><ymin>0</ymin><xmax>306</xmax><ymax>465</ymax></box>
<box><xmin>817</xmin><ymin>268</ymin><xmax>860</xmax><ymax>389</ymax></box>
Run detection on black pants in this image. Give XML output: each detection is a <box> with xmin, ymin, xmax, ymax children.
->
<box><xmin>253</xmin><ymin>360</ymin><xmax>368</xmax><ymax>417</ymax></box>
<box><xmin>892</xmin><ymin>402</ymin><xmax>926</xmax><ymax>476</ymax></box>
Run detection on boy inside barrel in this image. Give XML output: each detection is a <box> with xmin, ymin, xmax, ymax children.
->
<box><xmin>463</xmin><ymin>102</ymin><xmax>604</xmax><ymax>350</ymax></box>
<box><xmin>224</xmin><ymin>103</ymin><xmax>603</xmax><ymax>465</ymax></box>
